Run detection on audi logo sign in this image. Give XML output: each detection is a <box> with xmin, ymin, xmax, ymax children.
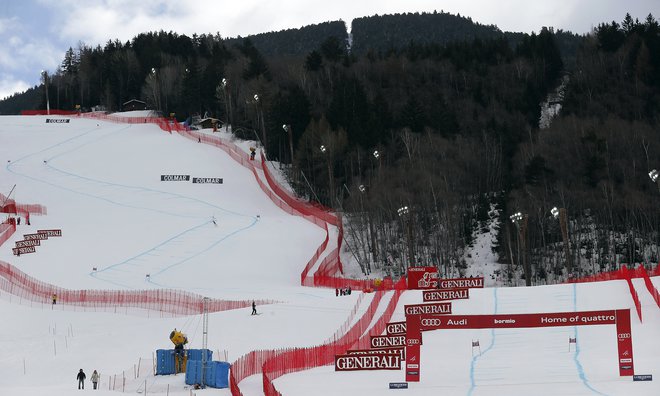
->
<box><xmin>421</xmin><ymin>318</ymin><xmax>443</xmax><ymax>327</ymax></box>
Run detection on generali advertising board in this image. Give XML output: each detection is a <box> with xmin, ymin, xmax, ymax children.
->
<box><xmin>423</xmin><ymin>288</ymin><xmax>469</xmax><ymax>302</ymax></box>
<box><xmin>370</xmin><ymin>335</ymin><xmax>406</xmax><ymax>349</ymax></box>
<box><xmin>15</xmin><ymin>239</ymin><xmax>40</xmax><ymax>248</ymax></box>
<box><xmin>404</xmin><ymin>302</ymin><xmax>452</xmax><ymax>316</ymax></box>
<box><xmin>386</xmin><ymin>321</ymin><xmax>407</xmax><ymax>335</ymax></box>
<box><xmin>37</xmin><ymin>229</ymin><xmax>62</xmax><ymax>237</ymax></box>
<box><xmin>334</xmin><ymin>353</ymin><xmax>401</xmax><ymax>371</ymax></box>
<box><xmin>347</xmin><ymin>348</ymin><xmax>405</xmax><ymax>360</ymax></box>
<box><xmin>437</xmin><ymin>277</ymin><xmax>484</xmax><ymax>290</ymax></box>
<box><xmin>407</xmin><ymin>266</ymin><xmax>438</xmax><ymax>289</ymax></box>
<box><xmin>23</xmin><ymin>233</ymin><xmax>48</xmax><ymax>241</ymax></box>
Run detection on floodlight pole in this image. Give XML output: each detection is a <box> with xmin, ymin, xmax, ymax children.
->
<box><xmin>282</xmin><ymin>124</ymin><xmax>294</xmax><ymax>165</ymax></box>
<box><xmin>511</xmin><ymin>212</ymin><xmax>530</xmax><ymax>286</ymax></box>
<box><xmin>650</xmin><ymin>169</ymin><xmax>660</xmax><ymax>193</ymax></box>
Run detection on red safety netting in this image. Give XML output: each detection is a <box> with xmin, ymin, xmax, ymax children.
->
<box><xmin>0</xmin><ymin>261</ymin><xmax>273</xmax><ymax>316</ymax></box>
<box><xmin>226</xmin><ymin>277</ymin><xmax>406</xmax><ymax>396</ymax></box>
<box><xmin>13</xmin><ymin>112</ymin><xmax>406</xmax><ymax>396</ymax></box>
<box><xmin>176</xmin><ymin>128</ymin><xmax>369</xmax><ymax>291</ymax></box>
<box><xmin>620</xmin><ymin>266</ymin><xmax>643</xmax><ymax>322</ymax></box>
<box><xmin>78</xmin><ymin>112</ymin><xmax>189</xmax><ymax>134</ymax></box>
<box><xmin>567</xmin><ymin>264</ymin><xmax>660</xmax><ymax>322</ymax></box>
<box><xmin>166</xmin><ymin>125</ymin><xmax>410</xmax><ymax>395</ymax></box>
<box><xmin>1</xmin><ymin>194</ymin><xmax>46</xmax><ymax>248</ymax></box>
<box><xmin>0</xmin><ymin>223</ymin><xmax>16</xmax><ymax>247</ymax></box>
<box><xmin>258</xmin><ymin>152</ymin><xmax>348</xmax><ymax>285</ymax></box>
<box><xmin>1</xmin><ymin>194</ymin><xmax>48</xmax><ymax>217</ymax></box>
<box><xmin>637</xmin><ymin>265</ymin><xmax>660</xmax><ymax>309</ymax></box>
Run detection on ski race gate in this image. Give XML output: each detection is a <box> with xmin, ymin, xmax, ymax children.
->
<box><xmin>405</xmin><ymin>307</ymin><xmax>634</xmax><ymax>381</ymax></box>
<box><xmin>402</xmin><ymin>267</ymin><xmax>635</xmax><ymax>382</ymax></box>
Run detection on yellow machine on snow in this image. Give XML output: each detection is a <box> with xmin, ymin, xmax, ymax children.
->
<box><xmin>170</xmin><ymin>329</ymin><xmax>188</xmax><ymax>373</ymax></box>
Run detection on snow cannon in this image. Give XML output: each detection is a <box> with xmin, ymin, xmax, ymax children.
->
<box><xmin>170</xmin><ymin>329</ymin><xmax>188</xmax><ymax>347</ymax></box>
<box><xmin>170</xmin><ymin>329</ymin><xmax>188</xmax><ymax>373</ymax></box>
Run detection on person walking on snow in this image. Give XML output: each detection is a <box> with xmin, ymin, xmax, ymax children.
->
<box><xmin>251</xmin><ymin>301</ymin><xmax>257</xmax><ymax>315</ymax></box>
<box><xmin>77</xmin><ymin>369</ymin><xmax>86</xmax><ymax>389</ymax></box>
<box><xmin>52</xmin><ymin>293</ymin><xmax>57</xmax><ymax>305</ymax></box>
<box><xmin>91</xmin><ymin>369</ymin><xmax>99</xmax><ymax>390</ymax></box>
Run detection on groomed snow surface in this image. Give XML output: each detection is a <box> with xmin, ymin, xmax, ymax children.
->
<box><xmin>0</xmin><ymin>115</ymin><xmax>658</xmax><ymax>395</ymax></box>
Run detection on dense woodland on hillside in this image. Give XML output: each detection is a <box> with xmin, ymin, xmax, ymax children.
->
<box><xmin>2</xmin><ymin>12</ymin><xmax>659</xmax><ymax>285</ymax></box>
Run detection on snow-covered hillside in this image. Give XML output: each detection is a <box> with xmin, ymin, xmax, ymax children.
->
<box><xmin>1</xmin><ymin>114</ymin><xmax>658</xmax><ymax>396</ymax></box>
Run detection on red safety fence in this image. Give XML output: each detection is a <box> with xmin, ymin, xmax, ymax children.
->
<box><xmin>1</xmin><ymin>194</ymin><xmax>46</xmax><ymax>248</ymax></box>
<box><xmin>14</xmin><ymin>112</ymin><xmax>406</xmax><ymax>396</ymax></box>
<box><xmin>227</xmin><ymin>277</ymin><xmax>406</xmax><ymax>396</ymax></box>
<box><xmin>176</xmin><ymin>128</ymin><xmax>367</xmax><ymax>291</ymax></box>
<box><xmin>1</xmin><ymin>194</ymin><xmax>48</xmax><ymax>217</ymax></box>
<box><xmin>0</xmin><ymin>261</ymin><xmax>273</xmax><ymax>316</ymax></box>
<box><xmin>568</xmin><ymin>264</ymin><xmax>660</xmax><ymax>322</ymax></box>
<box><xmin>638</xmin><ymin>265</ymin><xmax>660</xmax><ymax>309</ymax></box>
<box><xmin>0</xmin><ymin>223</ymin><xmax>16</xmax><ymax>247</ymax></box>
<box><xmin>258</xmin><ymin>151</ymin><xmax>347</xmax><ymax>285</ymax></box>
<box><xmin>568</xmin><ymin>263</ymin><xmax>658</xmax><ymax>284</ymax></box>
<box><xmin>620</xmin><ymin>266</ymin><xmax>643</xmax><ymax>322</ymax></box>
<box><xmin>78</xmin><ymin>112</ymin><xmax>189</xmax><ymax>134</ymax></box>
<box><xmin>260</xmin><ymin>152</ymin><xmax>338</xmax><ymax>226</ymax></box>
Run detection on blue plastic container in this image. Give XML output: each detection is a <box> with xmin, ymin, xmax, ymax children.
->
<box><xmin>185</xmin><ymin>360</ymin><xmax>230</xmax><ymax>388</ymax></box>
<box><xmin>186</xmin><ymin>348</ymin><xmax>212</xmax><ymax>362</ymax></box>
<box><xmin>156</xmin><ymin>349</ymin><xmax>175</xmax><ymax>375</ymax></box>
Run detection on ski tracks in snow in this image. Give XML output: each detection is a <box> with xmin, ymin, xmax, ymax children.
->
<box><xmin>7</xmin><ymin>122</ymin><xmax>257</xmax><ymax>289</ymax></box>
<box><xmin>468</xmin><ymin>284</ymin><xmax>609</xmax><ymax>396</ymax></box>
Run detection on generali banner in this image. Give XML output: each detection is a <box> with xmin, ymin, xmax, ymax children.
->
<box><xmin>407</xmin><ymin>266</ymin><xmax>438</xmax><ymax>289</ymax></box>
<box><xmin>370</xmin><ymin>335</ymin><xmax>406</xmax><ymax>349</ymax></box>
<box><xmin>37</xmin><ymin>229</ymin><xmax>62</xmax><ymax>237</ymax></box>
<box><xmin>13</xmin><ymin>246</ymin><xmax>36</xmax><ymax>255</ymax></box>
<box><xmin>404</xmin><ymin>302</ymin><xmax>452</xmax><ymax>316</ymax></box>
<box><xmin>23</xmin><ymin>233</ymin><xmax>48</xmax><ymax>241</ymax></box>
<box><xmin>437</xmin><ymin>277</ymin><xmax>484</xmax><ymax>290</ymax></box>
<box><xmin>347</xmin><ymin>348</ymin><xmax>405</xmax><ymax>360</ymax></box>
<box><xmin>15</xmin><ymin>239</ymin><xmax>40</xmax><ymax>248</ymax></box>
<box><xmin>335</xmin><ymin>353</ymin><xmax>401</xmax><ymax>371</ymax></box>
<box><xmin>386</xmin><ymin>321</ymin><xmax>407</xmax><ymax>335</ymax></box>
<box><xmin>423</xmin><ymin>288</ymin><xmax>469</xmax><ymax>302</ymax></box>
